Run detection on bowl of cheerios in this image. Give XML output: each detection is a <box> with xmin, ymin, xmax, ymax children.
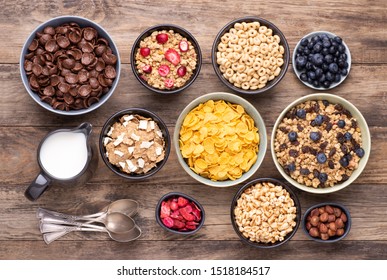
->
<box><xmin>173</xmin><ymin>92</ymin><xmax>267</xmax><ymax>187</ymax></box>
<box><xmin>231</xmin><ymin>178</ymin><xmax>301</xmax><ymax>248</ymax></box>
<box><xmin>211</xmin><ymin>16</ymin><xmax>290</xmax><ymax>95</ymax></box>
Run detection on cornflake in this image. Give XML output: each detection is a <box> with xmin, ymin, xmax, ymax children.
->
<box><xmin>104</xmin><ymin>114</ymin><xmax>166</xmax><ymax>174</ymax></box>
<box><xmin>179</xmin><ymin>100</ymin><xmax>260</xmax><ymax>181</ymax></box>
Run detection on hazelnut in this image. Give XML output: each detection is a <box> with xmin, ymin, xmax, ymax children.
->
<box><xmin>325</xmin><ymin>205</ymin><xmax>334</xmax><ymax>214</ymax></box>
<box><xmin>333</xmin><ymin>207</ymin><xmax>342</xmax><ymax>218</ymax></box>
<box><xmin>319</xmin><ymin>222</ymin><xmax>328</xmax><ymax>233</ymax></box>
<box><xmin>309</xmin><ymin>227</ymin><xmax>319</xmax><ymax>237</ymax></box>
<box><xmin>335</xmin><ymin>218</ymin><xmax>344</xmax><ymax>229</ymax></box>
<box><xmin>320</xmin><ymin>212</ymin><xmax>329</xmax><ymax>222</ymax></box>
<box><xmin>318</xmin><ymin>207</ymin><xmax>325</xmax><ymax>214</ymax></box>
<box><xmin>328</xmin><ymin>214</ymin><xmax>336</xmax><ymax>222</ymax></box>
<box><xmin>336</xmin><ymin>228</ymin><xmax>345</xmax><ymax>236</ymax></box>
<box><xmin>328</xmin><ymin>229</ymin><xmax>336</xmax><ymax>237</ymax></box>
<box><xmin>340</xmin><ymin>212</ymin><xmax>348</xmax><ymax>223</ymax></box>
<box><xmin>320</xmin><ymin>233</ymin><xmax>329</xmax><ymax>240</ymax></box>
<box><xmin>306</xmin><ymin>222</ymin><xmax>312</xmax><ymax>231</ymax></box>
<box><xmin>306</xmin><ymin>215</ymin><xmax>312</xmax><ymax>222</ymax></box>
<box><xmin>311</xmin><ymin>208</ymin><xmax>320</xmax><ymax>217</ymax></box>
<box><xmin>329</xmin><ymin>222</ymin><xmax>337</xmax><ymax>231</ymax></box>
<box><xmin>310</xmin><ymin>215</ymin><xmax>320</xmax><ymax>227</ymax></box>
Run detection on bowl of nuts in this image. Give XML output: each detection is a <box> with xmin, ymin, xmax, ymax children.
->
<box><xmin>130</xmin><ymin>24</ymin><xmax>202</xmax><ymax>94</ymax></box>
<box><xmin>174</xmin><ymin>92</ymin><xmax>267</xmax><ymax>187</ymax></box>
<box><xmin>293</xmin><ymin>31</ymin><xmax>351</xmax><ymax>90</ymax></box>
<box><xmin>231</xmin><ymin>178</ymin><xmax>301</xmax><ymax>248</ymax></box>
<box><xmin>155</xmin><ymin>192</ymin><xmax>205</xmax><ymax>235</ymax></box>
<box><xmin>20</xmin><ymin>15</ymin><xmax>120</xmax><ymax>115</ymax></box>
<box><xmin>211</xmin><ymin>16</ymin><xmax>290</xmax><ymax>95</ymax></box>
<box><xmin>99</xmin><ymin>108</ymin><xmax>171</xmax><ymax>180</ymax></box>
<box><xmin>302</xmin><ymin>202</ymin><xmax>351</xmax><ymax>242</ymax></box>
<box><xmin>271</xmin><ymin>93</ymin><xmax>371</xmax><ymax>194</ymax></box>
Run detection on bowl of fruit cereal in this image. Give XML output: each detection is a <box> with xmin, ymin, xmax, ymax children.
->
<box><xmin>174</xmin><ymin>92</ymin><xmax>267</xmax><ymax>187</ymax></box>
<box><xmin>131</xmin><ymin>24</ymin><xmax>202</xmax><ymax>94</ymax></box>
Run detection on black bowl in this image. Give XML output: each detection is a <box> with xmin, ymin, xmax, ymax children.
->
<box><xmin>231</xmin><ymin>178</ymin><xmax>301</xmax><ymax>248</ymax></box>
<box><xmin>302</xmin><ymin>202</ymin><xmax>351</xmax><ymax>243</ymax></box>
<box><xmin>155</xmin><ymin>192</ymin><xmax>205</xmax><ymax>235</ymax></box>
<box><xmin>130</xmin><ymin>24</ymin><xmax>202</xmax><ymax>94</ymax></box>
<box><xmin>211</xmin><ymin>16</ymin><xmax>290</xmax><ymax>95</ymax></box>
<box><xmin>99</xmin><ymin>108</ymin><xmax>171</xmax><ymax>180</ymax></box>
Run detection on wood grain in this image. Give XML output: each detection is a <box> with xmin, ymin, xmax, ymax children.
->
<box><xmin>1</xmin><ymin>0</ymin><xmax>387</xmax><ymax>260</ymax></box>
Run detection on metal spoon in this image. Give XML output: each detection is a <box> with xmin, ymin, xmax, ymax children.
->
<box><xmin>40</xmin><ymin>212</ymin><xmax>136</xmax><ymax>233</ymax></box>
<box><xmin>37</xmin><ymin>199</ymin><xmax>139</xmax><ymax>220</ymax></box>
<box><xmin>41</xmin><ymin>223</ymin><xmax>142</xmax><ymax>244</ymax></box>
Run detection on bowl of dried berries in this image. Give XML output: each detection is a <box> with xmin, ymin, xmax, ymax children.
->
<box><xmin>99</xmin><ymin>108</ymin><xmax>171</xmax><ymax>180</ymax></box>
<box><xmin>211</xmin><ymin>16</ymin><xmax>290</xmax><ymax>95</ymax></box>
<box><xmin>302</xmin><ymin>202</ymin><xmax>351</xmax><ymax>242</ymax></box>
<box><xmin>271</xmin><ymin>93</ymin><xmax>371</xmax><ymax>194</ymax></box>
<box><xmin>231</xmin><ymin>178</ymin><xmax>301</xmax><ymax>248</ymax></box>
<box><xmin>156</xmin><ymin>192</ymin><xmax>205</xmax><ymax>235</ymax></box>
<box><xmin>20</xmin><ymin>15</ymin><xmax>120</xmax><ymax>115</ymax></box>
<box><xmin>174</xmin><ymin>92</ymin><xmax>267</xmax><ymax>187</ymax></box>
<box><xmin>130</xmin><ymin>24</ymin><xmax>202</xmax><ymax>94</ymax></box>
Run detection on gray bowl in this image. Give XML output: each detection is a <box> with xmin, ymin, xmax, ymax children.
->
<box><xmin>20</xmin><ymin>15</ymin><xmax>121</xmax><ymax>115</ymax></box>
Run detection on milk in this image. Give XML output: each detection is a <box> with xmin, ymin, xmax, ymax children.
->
<box><xmin>39</xmin><ymin>131</ymin><xmax>88</xmax><ymax>179</ymax></box>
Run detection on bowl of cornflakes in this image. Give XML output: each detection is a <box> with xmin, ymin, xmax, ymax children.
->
<box><xmin>174</xmin><ymin>92</ymin><xmax>267</xmax><ymax>187</ymax></box>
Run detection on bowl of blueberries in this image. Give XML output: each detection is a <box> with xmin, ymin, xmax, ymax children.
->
<box><xmin>292</xmin><ymin>31</ymin><xmax>351</xmax><ymax>90</ymax></box>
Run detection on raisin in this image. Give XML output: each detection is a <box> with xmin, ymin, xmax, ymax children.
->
<box><xmin>279</xmin><ymin>126</ymin><xmax>289</xmax><ymax>133</ymax></box>
<box><xmin>300</xmin><ymin>168</ymin><xmax>310</xmax><ymax>175</ymax></box>
<box><xmin>336</xmin><ymin>132</ymin><xmax>345</xmax><ymax>143</ymax></box>
<box><xmin>342</xmin><ymin>109</ymin><xmax>352</xmax><ymax>118</ymax></box>
<box><xmin>297</xmin><ymin>124</ymin><xmax>304</xmax><ymax>132</ymax></box>
<box><xmin>302</xmin><ymin>146</ymin><xmax>311</xmax><ymax>154</ymax></box>
<box><xmin>289</xmin><ymin>149</ymin><xmax>299</xmax><ymax>158</ymax></box>
<box><xmin>340</xmin><ymin>174</ymin><xmax>350</xmax><ymax>182</ymax></box>
<box><xmin>320</xmin><ymin>141</ymin><xmax>328</xmax><ymax>150</ymax></box>
<box><xmin>351</xmin><ymin>119</ymin><xmax>358</xmax><ymax>128</ymax></box>
<box><xmin>328</xmin><ymin>160</ymin><xmax>335</xmax><ymax>169</ymax></box>
<box><xmin>335</xmin><ymin>104</ymin><xmax>344</xmax><ymax>111</ymax></box>
<box><xmin>279</xmin><ymin>143</ymin><xmax>287</xmax><ymax>151</ymax></box>
<box><xmin>328</xmin><ymin>147</ymin><xmax>336</xmax><ymax>158</ymax></box>
<box><xmin>341</xmin><ymin>144</ymin><xmax>348</xmax><ymax>154</ymax></box>
<box><xmin>313</xmin><ymin>169</ymin><xmax>320</xmax><ymax>178</ymax></box>
<box><xmin>325</xmin><ymin>122</ymin><xmax>333</xmax><ymax>132</ymax></box>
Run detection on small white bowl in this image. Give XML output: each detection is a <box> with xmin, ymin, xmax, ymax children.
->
<box><xmin>292</xmin><ymin>31</ymin><xmax>351</xmax><ymax>90</ymax></box>
<box><xmin>174</xmin><ymin>92</ymin><xmax>267</xmax><ymax>187</ymax></box>
<box><xmin>271</xmin><ymin>93</ymin><xmax>370</xmax><ymax>194</ymax></box>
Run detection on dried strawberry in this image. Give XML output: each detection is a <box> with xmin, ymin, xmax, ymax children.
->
<box><xmin>173</xmin><ymin>219</ymin><xmax>185</xmax><ymax>229</ymax></box>
<box><xmin>179</xmin><ymin>205</ymin><xmax>195</xmax><ymax>221</ymax></box>
<box><xmin>186</xmin><ymin>221</ymin><xmax>199</xmax><ymax>226</ymax></box>
<box><xmin>179</xmin><ymin>40</ymin><xmax>189</xmax><ymax>52</ymax></box>
<box><xmin>162</xmin><ymin>217</ymin><xmax>174</xmax><ymax>228</ymax></box>
<box><xmin>177</xmin><ymin>197</ymin><xmax>189</xmax><ymax>207</ymax></box>
<box><xmin>160</xmin><ymin>201</ymin><xmax>170</xmax><ymax>218</ymax></box>
<box><xmin>165</xmin><ymin>49</ymin><xmax>181</xmax><ymax>65</ymax></box>
<box><xmin>177</xmin><ymin>66</ymin><xmax>187</xmax><ymax>77</ymax></box>
<box><xmin>170</xmin><ymin>200</ymin><xmax>179</xmax><ymax>211</ymax></box>
<box><xmin>170</xmin><ymin>210</ymin><xmax>180</xmax><ymax>219</ymax></box>
<box><xmin>140</xmin><ymin>47</ymin><xmax>150</xmax><ymax>57</ymax></box>
<box><xmin>191</xmin><ymin>207</ymin><xmax>201</xmax><ymax>221</ymax></box>
<box><xmin>142</xmin><ymin>65</ymin><xmax>152</xmax><ymax>74</ymax></box>
<box><xmin>164</xmin><ymin>78</ymin><xmax>174</xmax><ymax>88</ymax></box>
<box><xmin>156</xmin><ymin>33</ymin><xmax>168</xmax><ymax>44</ymax></box>
<box><xmin>158</xmin><ymin>65</ymin><xmax>170</xmax><ymax>76</ymax></box>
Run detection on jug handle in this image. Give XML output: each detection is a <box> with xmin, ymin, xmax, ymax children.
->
<box><xmin>25</xmin><ymin>173</ymin><xmax>51</xmax><ymax>201</ymax></box>
<box><xmin>77</xmin><ymin>122</ymin><xmax>92</xmax><ymax>137</ymax></box>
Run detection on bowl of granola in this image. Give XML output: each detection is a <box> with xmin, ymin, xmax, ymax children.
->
<box><xmin>99</xmin><ymin>108</ymin><xmax>171</xmax><ymax>180</ymax></box>
<box><xmin>271</xmin><ymin>94</ymin><xmax>371</xmax><ymax>194</ymax></box>
<box><xmin>130</xmin><ymin>24</ymin><xmax>202</xmax><ymax>94</ymax></box>
<box><xmin>231</xmin><ymin>178</ymin><xmax>301</xmax><ymax>248</ymax></box>
<box><xmin>211</xmin><ymin>16</ymin><xmax>290</xmax><ymax>95</ymax></box>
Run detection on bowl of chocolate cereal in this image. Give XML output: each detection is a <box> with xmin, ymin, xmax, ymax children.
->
<box><xmin>20</xmin><ymin>16</ymin><xmax>120</xmax><ymax>115</ymax></box>
<box><xmin>99</xmin><ymin>108</ymin><xmax>171</xmax><ymax>180</ymax></box>
<box><xmin>130</xmin><ymin>24</ymin><xmax>202</xmax><ymax>94</ymax></box>
<box><xmin>231</xmin><ymin>178</ymin><xmax>301</xmax><ymax>248</ymax></box>
<box><xmin>174</xmin><ymin>92</ymin><xmax>267</xmax><ymax>187</ymax></box>
<box><xmin>211</xmin><ymin>16</ymin><xmax>290</xmax><ymax>95</ymax></box>
<box><xmin>271</xmin><ymin>93</ymin><xmax>371</xmax><ymax>194</ymax></box>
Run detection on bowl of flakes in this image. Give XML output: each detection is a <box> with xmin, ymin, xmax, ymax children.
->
<box><xmin>174</xmin><ymin>92</ymin><xmax>267</xmax><ymax>187</ymax></box>
<box><xmin>100</xmin><ymin>108</ymin><xmax>171</xmax><ymax>180</ymax></box>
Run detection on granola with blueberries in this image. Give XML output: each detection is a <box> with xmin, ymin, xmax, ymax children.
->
<box><xmin>274</xmin><ymin>100</ymin><xmax>365</xmax><ymax>188</ymax></box>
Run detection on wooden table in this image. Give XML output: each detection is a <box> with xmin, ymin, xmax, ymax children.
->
<box><xmin>1</xmin><ymin>0</ymin><xmax>386</xmax><ymax>260</ymax></box>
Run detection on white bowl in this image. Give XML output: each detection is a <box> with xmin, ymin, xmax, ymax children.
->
<box><xmin>292</xmin><ymin>31</ymin><xmax>351</xmax><ymax>90</ymax></box>
<box><xmin>174</xmin><ymin>92</ymin><xmax>267</xmax><ymax>187</ymax></box>
<box><xmin>271</xmin><ymin>93</ymin><xmax>370</xmax><ymax>194</ymax></box>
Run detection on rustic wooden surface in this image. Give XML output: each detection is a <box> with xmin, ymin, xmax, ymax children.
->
<box><xmin>1</xmin><ymin>0</ymin><xmax>387</xmax><ymax>260</ymax></box>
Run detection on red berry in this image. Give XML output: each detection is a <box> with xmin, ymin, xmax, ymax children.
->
<box><xmin>179</xmin><ymin>40</ymin><xmax>189</xmax><ymax>52</ymax></box>
<box><xmin>158</xmin><ymin>65</ymin><xmax>170</xmax><ymax>77</ymax></box>
<box><xmin>177</xmin><ymin>65</ymin><xmax>187</xmax><ymax>77</ymax></box>
<box><xmin>142</xmin><ymin>65</ymin><xmax>152</xmax><ymax>74</ymax></box>
<box><xmin>156</xmin><ymin>33</ymin><xmax>168</xmax><ymax>44</ymax></box>
<box><xmin>140</xmin><ymin>47</ymin><xmax>150</xmax><ymax>57</ymax></box>
<box><xmin>164</xmin><ymin>78</ymin><xmax>174</xmax><ymax>88</ymax></box>
<box><xmin>139</xmin><ymin>75</ymin><xmax>147</xmax><ymax>81</ymax></box>
<box><xmin>165</xmin><ymin>49</ymin><xmax>181</xmax><ymax>66</ymax></box>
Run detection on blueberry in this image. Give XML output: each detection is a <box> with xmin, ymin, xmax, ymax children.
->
<box><xmin>355</xmin><ymin>148</ymin><xmax>365</xmax><ymax>158</ymax></box>
<box><xmin>334</xmin><ymin>36</ymin><xmax>343</xmax><ymax>44</ymax></box>
<box><xmin>324</xmin><ymin>54</ymin><xmax>334</xmax><ymax>64</ymax></box>
<box><xmin>303</xmin><ymin>47</ymin><xmax>310</xmax><ymax>55</ymax></box>
<box><xmin>301</xmin><ymin>38</ymin><xmax>309</xmax><ymax>46</ymax></box>
<box><xmin>288</xmin><ymin>131</ymin><xmax>298</xmax><ymax>142</ymax></box>
<box><xmin>331</xmin><ymin>40</ymin><xmax>338</xmax><ymax>47</ymax></box>
<box><xmin>319</xmin><ymin>73</ymin><xmax>326</xmax><ymax>83</ymax></box>
<box><xmin>339</xmin><ymin>156</ymin><xmax>349</xmax><ymax>167</ymax></box>
<box><xmin>323</xmin><ymin>80</ymin><xmax>331</xmax><ymax>88</ymax></box>
<box><xmin>318</xmin><ymin>172</ymin><xmax>328</xmax><ymax>183</ymax></box>
<box><xmin>338</xmin><ymin>44</ymin><xmax>346</xmax><ymax>53</ymax></box>
<box><xmin>300</xmin><ymin>73</ymin><xmax>308</xmax><ymax>81</ymax></box>
<box><xmin>297</xmin><ymin>46</ymin><xmax>305</xmax><ymax>54</ymax></box>
<box><xmin>317</xmin><ymin>152</ymin><xmax>327</xmax><ymax>163</ymax></box>
<box><xmin>296</xmin><ymin>109</ymin><xmax>306</xmax><ymax>119</ymax></box>
<box><xmin>311</xmin><ymin>35</ymin><xmax>321</xmax><ymax>43</ymax></box>
<box><xmin>313</xmin><ymin>80</ymin><xmax>320</xmax><ymax>87</ymax></box>
<box><xmin>326</xmin><ymin>71</ymin><xmax>335</xmax><ymax>82</ymax></box>
<box><xmin>335</xmin><ymin>74</ymin><xmax>342</xmax><ymax>83</ymax></box>
<box><xmin>314</xmin><ymin>115</ymin><xmax>324</xmax><ymax>125</ymax></box>
<box><xmin>310</xmin><ymin>131</ymin><xmax>321</xmax><ymax>142</ymax></box>
<box><xmin>337</xmin><ymin>59</ymin><xmax>346</xmax><ymax>68</ymax></box>
<box><xmin>312</xmin><ymin>53</ymin><xmax>324</xmax><ymax>66</ymax></box>
<box><xmin>307</xmin><ymin>77</ymin><xmax>313</xmax><ymax>84</ymax></box>
<box><xmin>339</xmin><ymin>53</ymin><xmax>347</xmax><ymax>61</ymax></box>
<box><xmin>321</xmin><ymin>47</ymin><xmax>329</xmax><ymax>56</ymax></box>
<box><xmin>322</xmin><ymin>63</ymin><xmax>329</xmax><ymax>72</ymax></box>
<box><xmin>337</xmin><ymin>120</ymin><xmax>345</xmax><ymax>128</ymax></box>
<box><xmin>307</xmin><ymin>41</ymin><xmax>314</xmax><ymax>50</ymax></box>
<box><xmin>315</xmin><ymin>68</ymin><xmax>323</xmax><ymax>78</ymax></box>
<box><xmin>313</xmin><ymin>43</ymin><xmax>323</xmax><ymax>53</ymax></box>
<box><xmin>329</xmin><ymin>63</ymin><xmax>339</xmax><ymax>73</ymax></box>
<box><xmin>305</xmin><ymin>62</ymin><xmax>313</xmax><ymax>71</ymax></box>
<box><xmin>344</xmin><ymin>132</ymin><xmax>352</xmax><ymax>140</ymax></box>
<box><xmin>288</xmin><ymin>162</ymin><xmax>296</xmax><ymax>172</ymax></box>
<box><xmin>296</xmin><ymin>56</ymin><xmax>307</xmax><ymax>68</ymax></box>
<box><xmin>322</xmin><ymin>39</ymin><xmax>331</xmax><ymax>48</ymax></box>
<box><xmin>307</xmin><ymin>71</ymin><xmax>316</xmax><ymax>80</ymax></box>
<box><xmin>341</xmin><ymin>68</ymin><xmax>348</xmax><ymax>76</ymax></box>
<box><xmin>329</xmin><ymin>45</ymin><xmax>337</xmax><ymax>54</ymax></box>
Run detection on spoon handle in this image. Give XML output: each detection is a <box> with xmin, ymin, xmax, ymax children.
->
<box><xmin>37</xmin><ymin>207</ymin><xmax>103</xmax><ymax>220</ymax></box>
<box><xmin>42</xmin><ymin>225</ymin><xmax>105</xmax><ymax>244</ymax></box>
<box><xmin>40</xmin><ymin>222</ymin><xmax>105</xmax><ymax>233</ymax></box>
